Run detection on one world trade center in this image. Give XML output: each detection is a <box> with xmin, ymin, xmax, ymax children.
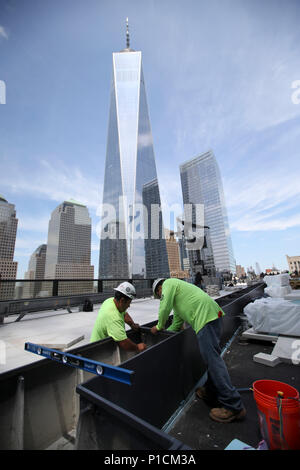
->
<box><xmin>99</xmin><ymin>20</ymin><xmax>169</xmax><ymax>280</ymax></box>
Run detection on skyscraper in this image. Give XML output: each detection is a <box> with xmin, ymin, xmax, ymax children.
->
<box><xmin>0</xmin><ymin>195</ymin><xmax>18</xmax><ymax>300</ymax></box>
<box><xmin>44</xmin><ymin>199</ymin><xmax>94</xmax><ymax>295</ymax></box>
<box><xmin>23</xmin><ymin>244</ymin><xmax>47</xmax><ymax>298</ymax></box>
<box><xmin>165</xmin><ymin>229</ymin><xmax>189</xmax><ymax>279</ymax></box>
<box><xmin>99</xmin><ymin>20</ymin><xmax>169</xmax><ymax>279</ymax></box>
<box><xmin>180</xmin><ymin>150</ymin><xmax>236</xmax><ymax>274</ymax></box>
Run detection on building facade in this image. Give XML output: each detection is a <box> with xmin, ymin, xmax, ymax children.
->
<box><xmin>165</xmin><ymin>229</ymin><xmax>189</xmax><ymax>279</ymax></box>
<box><xmin>99</xmin><ymin>29</ymin><xmax>169</xmax><ymax>280</ymax></box>
<box><xmin>180</xmin><ymin>150</ymin><xmax>236</xmax><ymax>274</ymax></box>
<box><xmin>236</xmin><ymin>264</ymin><xmax>246</xmax><ymax>278</ymax></box>
<box><xmin>286</xmin><ymin>255</ymin><xmax>300</xmax><ymax>274</ymax></box>
<box><xmin>23</xmin><ymin>244</ymin><xmax>47</xmax><ymax>298</ymax></box>
<box><xmin>44</xmin><ymin>200</ymin><xmax>94</xmax><ymax>295</ymax></box>
<box><xmin>0</xmin><ymin>195</ymin><xmax>18</xmax><ymax>300</ymax></box>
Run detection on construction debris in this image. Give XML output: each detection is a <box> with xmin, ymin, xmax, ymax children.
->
<box><xmin>206</xmin><ymin>285</ymin><xmax>220</xmax><ymax>297</ymax></box>
<box><xmin>253</xmin><ymin>352</ymin><xmax>281</xmax><ymax>367</ymax></box>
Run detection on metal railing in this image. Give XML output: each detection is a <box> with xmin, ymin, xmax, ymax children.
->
<box><xmin>0</xmin><ymin>278</ymin><xmax>158</xmax><ymax>302</ymax></box>
<box><xmin>0</xmin><ymin>278</ymin><xmax>162</xmax><ymax>321</ymax></box>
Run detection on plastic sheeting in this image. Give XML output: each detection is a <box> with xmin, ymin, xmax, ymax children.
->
<box><xmin>264</xmin><ymin>285</ymin><xmax>292</xmax><ymax>298</ymax></box>
<box><xmin>243</xmin><ymin>297</ymin><xmax>300</xmax><ymax>336</ymax></box>
<box><xmin>263</xmin><ymin>274</ymin><xmax>292</xmax><ymax>298</ymax></box>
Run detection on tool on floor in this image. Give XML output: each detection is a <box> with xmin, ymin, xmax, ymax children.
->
<box><xmin>24</xmin><ymin>342</ymin><xmax>134</xmax><ymax>385</ymax></box>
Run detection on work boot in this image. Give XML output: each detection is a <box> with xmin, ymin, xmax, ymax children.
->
<box><xmin>195</xmin><ymin>387</ymin><xmax>220</xmax><ymax>407</ymax></box>
<box><xmin>209</xmin><ymin>407</ymin><xmax>246</xmax><ymax>423</ymax></box>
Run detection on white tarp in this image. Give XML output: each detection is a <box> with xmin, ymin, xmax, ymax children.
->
<box><xmin>264</xmin><ymin>285</ymin><xmax>292</xmax><ymax>298</ymax></box>
<box><xmin>243</xmin><ymin>297</ymin><xmax>300</xmax><ymax>336</ymax></box>
<box><xmin>263</xmin><ymin>273</ymin><xmax>292</xmax><ymax>297</ymax></box>
<box><xmin>263</xmin><ymin>273</ymin><xmax>290</xmax><ymax>287</ymax></box>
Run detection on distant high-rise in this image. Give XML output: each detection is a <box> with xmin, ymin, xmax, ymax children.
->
<box><xmin>0</xmin><ymin>195</ymin><xmax>18</xmax><ymax>300</ymax></box>
<box><xmin>44</xmin><ymin>200</ymin><xmax>94</xmax><ymax>295</ymax></box>
<box><xmin>165</xmin><ymin>229</ymin><xmax>189</xmax><ymax>279</ymax></box>
<box><xmin>23</xmin><ymin>244</ymin><xmax>47</xmax><ymax>298</ymax></box>
<box><xmin>99</xmin><ymin>20</ymin><xmax>169</xmax><ymax>279</ymax></box>
<box><xmin>180</xmin><ymin>150</ymin><xmax>236</xmax><ymax>274</ymax></box>
<box><xmin>236</xmin><ymin>265</ymin><xmax>246</xmax><ymax>278</ymax></box>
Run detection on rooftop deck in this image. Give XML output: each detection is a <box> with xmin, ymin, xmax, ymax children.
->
<box><xmin>1</xmin><ymin>284</ymin><xmax>299</xmax><ymax>451</ymax></box>
<box><xmin>169</xmin><ymin>332</ymin><xmax>300</xmax><ymax>450</ymax></box>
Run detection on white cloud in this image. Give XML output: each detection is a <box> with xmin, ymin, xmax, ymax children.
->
<box><xmin>0</xmin><ymin>159</ymin><xmax>102</xmax><ymax>211</ymax></box>
<box><xmin>0</xmin><ymin>26</ymin><xmax>8</xmax><ymax>40</ymax></box>
<box><xmin>18</xmin><ymin>216</ymin><xmax>50</xmax><ymax>233</ymax></box>
<box><xmin>224</xmin><ymin>170</ymin><xmax>300</xmax><ymax>232</ymax></box>
<box><xmin>14</xmin><ymin>237</ymin><xmax>46</xmax><ymax>256</ymax></box>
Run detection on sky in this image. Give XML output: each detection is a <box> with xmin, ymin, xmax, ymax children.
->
<box><xmin>0</xmin><ymin>0</ymin><xmax>300</xmax><ymax>278</ymax></box>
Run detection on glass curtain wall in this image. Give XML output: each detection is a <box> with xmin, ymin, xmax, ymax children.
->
<box><xmin>99</xmin><ymin>50</ymin><xmax>169</xmax><ymax>279</ymax></box>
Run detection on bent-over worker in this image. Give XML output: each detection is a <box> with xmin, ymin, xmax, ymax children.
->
<box><xmin>90</xmin><ymin>282</ymin><xmax>147</xmax><ymax>352</ymax></box>
<box><xmin>151</xmin><ymin>278</ymin><xmax>246</xmax><ymax>423</ymax></box>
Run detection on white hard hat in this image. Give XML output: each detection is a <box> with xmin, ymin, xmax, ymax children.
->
<box><xmin>152</xmin><ymin>278</ymin><xmax>165</xmax><ymax>298</ymax></box>
<box><xmin>114</xmin><ymin>282</ymin><xmax>136</xmax><ymax>300</ymax></box>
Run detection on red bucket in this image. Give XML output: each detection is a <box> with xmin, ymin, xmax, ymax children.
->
<box><xmin>253</xmin><ymin>380</ymin><xmax>300</xmax><ymax>450</ymax></box>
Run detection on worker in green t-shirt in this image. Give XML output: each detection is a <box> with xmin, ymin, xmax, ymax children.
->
<box><xmin>151</xmin><ymin>278</ymin><xmax>246</xmax><ymax>423</ymax></box>
<box><xmin>90</xmin><ymin>282</ymin><xmax>147</xmax><ymax>353</ymax></box>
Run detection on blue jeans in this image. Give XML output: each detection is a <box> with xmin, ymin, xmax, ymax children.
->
<box><xmin>196</xmin><ymin>318</ymin><xmax>243</xmax><ymax>412</ymax></box>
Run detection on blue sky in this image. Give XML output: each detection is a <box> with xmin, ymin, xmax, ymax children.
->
<box><xmin>0</xmin><ymin>0</ymin><xmax>300</xmax><ymax>278</ymax></box>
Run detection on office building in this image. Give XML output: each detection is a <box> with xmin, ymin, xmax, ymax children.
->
<box><xmin>99</xmin><ymin>21</ymin><xmax>169</xmax><ymax>279</ymax></box>
<box><xmin>180</xmin><ymin>150</ymin><xmax>236</xmax><ymax>274</ymax></box>
<box><xmin>286</xmin><ymin>255</ymin><xmax>300</xmax><ymax>274</ymax></box>
<box><xmin>44</xmin><ymin>200</ymin><xmax>94</xmax><ymax>295</ymax></box>
<box><xmin>0</xmin><ymin>195</ymin><xmax>18</xmax><ymax>300</ymax></box>
<box><xmin>236</xmin><ymin>265</ymin><xmax>246</xmax><ymax>278</ymax></box>
<box><xmin>23</xmin><ymin>244</ymin><xmax>47</xmax><ymax>298</ymax></box>
<box><xmin>165</xmin><ymin>229</ymin><xmax>189</xmax><ymax>279</ymax></box>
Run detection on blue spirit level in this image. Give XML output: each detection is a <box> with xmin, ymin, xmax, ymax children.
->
<box><xmin>24</xmin><ymin>342</ymin><xmax>134</xmax><ymax>385</ymax></box>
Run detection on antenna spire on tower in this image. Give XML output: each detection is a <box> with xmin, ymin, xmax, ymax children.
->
<box><xmin>126</xmin><ymin>17</ymin><xmax>130</xmax><ymax>49</ymax></box>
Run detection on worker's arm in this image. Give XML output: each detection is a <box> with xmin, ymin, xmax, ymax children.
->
<box><xmin>167</xmin><ymin>310</ymin><xmax>184</xmax><ymax>332</ymax></box>
<box><xmin>124</xmin><ymin>312</ymin><xmax>140</xmax><ymax>331</ymax></box>
<box><xmin>155</xmin><ymin>282</ymin><xmax>177</xmax><ymax>332</ymax></box>
<box><xmin>117</xmin><ymin>338</ymin><xmax>147</xmax><ymax>352</ymax></box>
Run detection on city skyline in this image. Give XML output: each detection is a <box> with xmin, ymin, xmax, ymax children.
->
<box><xmin>0</xmin><ymin>0</ymin><xmax>300</xmax><ymax>278</ymax></box>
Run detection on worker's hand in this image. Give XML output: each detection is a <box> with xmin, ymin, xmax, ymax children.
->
<box><xmin>137</xmin><ymin>342</ymin><xmax>147</xmax><ymax>352</ymax></box>
<box><xmin>151</xmin><ymin>326</ymin><xmax>158</xmax><ymax>335</ymax></box>
<box><xmin>131</xmin><ymin>323</ymin><xmax>140</xmax><ymax>332</ymax></box>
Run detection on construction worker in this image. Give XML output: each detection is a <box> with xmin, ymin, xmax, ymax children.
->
<box><xmin>90</xmin><ymin>282</ymin><xmax>147</xmax><ymax>352</ymax></box>
<box><xmin>151</xmin><ymin>278</ymin><xmax>246</xmax><ymax>423</ymax></box>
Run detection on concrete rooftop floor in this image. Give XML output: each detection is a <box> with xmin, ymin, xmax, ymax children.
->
<box><xmin>0</xmin><ymin>288</ymin><xmax>235</xmax><ymax>374</ymax></box>
<box><xmin>0</xmin><ymin>297</ymin><xmax>161</xmax><ymax>374</ymax></box>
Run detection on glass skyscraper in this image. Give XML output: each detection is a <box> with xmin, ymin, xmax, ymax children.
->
<box><xmin>99</xmin><ymin>27</ymin><xmax>169</xmax><ymax>279</ymax></box>
<box><xmin>180</xmin><ymin>150</ymin><xmax>236</xmax><ymax>274</ymax></box>
<box><xmin>0</xmin><ymin>194</ymin><xmax>18</xmax><ymax>300</ymax></box>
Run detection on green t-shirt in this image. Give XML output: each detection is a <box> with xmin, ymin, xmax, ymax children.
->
<box><xmin>156</xmin><ymin>278</ymin><xmax>225</xmax><ymax>334</ymax></box>
<box><xmin>90</xmin><ymin>297</ymin><xmax>128</xmax><ymax>343</ymax></box>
